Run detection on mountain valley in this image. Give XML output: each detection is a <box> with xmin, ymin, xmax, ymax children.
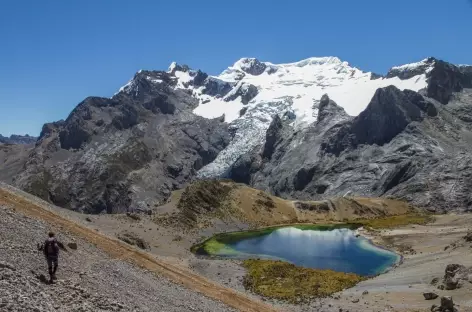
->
<box><xmin>2</xmin><ymin>55</ymin><xmax>472</xmax><ymax>312</ymax></box>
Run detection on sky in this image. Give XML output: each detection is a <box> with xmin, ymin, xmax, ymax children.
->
<box><xmin>1</xmin><ymin>0</ymin><xmax>472</xmax><ymax>136</ymax></box>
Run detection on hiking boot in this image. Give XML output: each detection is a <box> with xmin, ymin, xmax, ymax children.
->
<box><xmin>52</xmin><ymin>274</ymin><xmax>57</xmax><ymax>280</ymax></box>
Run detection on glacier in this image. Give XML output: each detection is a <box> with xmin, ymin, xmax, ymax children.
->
<box><xmin>117</xmin><ymin>56</ymin><xmax>433</xmax><ymax>178</ymax></box>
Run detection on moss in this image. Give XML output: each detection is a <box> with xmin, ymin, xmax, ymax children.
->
<box><xmin>356</xmin><ymin>214</ymin><xmax>434</xmax><ymax>229</ymax></box>
<box><xmin>242</xmin><ymin>259</ymin><xmax>364</xmax><ymax>303</ymax></box>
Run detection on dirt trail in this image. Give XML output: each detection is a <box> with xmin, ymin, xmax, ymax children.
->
<box><xmin>0</xmin><ymin>187</ymin><xmax>279</xmax><ymax>312</ymax></box>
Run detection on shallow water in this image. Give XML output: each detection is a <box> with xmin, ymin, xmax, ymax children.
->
<box><xmin>217</xmin><ymin>227</ymin><xmax>399</xmax><ymax>276</ymax></box>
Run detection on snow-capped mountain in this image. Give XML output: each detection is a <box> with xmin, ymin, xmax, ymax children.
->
<box><xmin>139</xmin><ymin>56</ymin><xmax>433</xmax><ymax>177</ymax></box>
<box><xmin>4</xmin><ymin>55</ymin><xmax>472</xmax><ymax>214</ymax></box>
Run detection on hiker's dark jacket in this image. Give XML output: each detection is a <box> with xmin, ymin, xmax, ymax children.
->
<box><xmin>43</xmin><ymin>237</ymin><xmax>59</xmax><ymax>259</ymax></box>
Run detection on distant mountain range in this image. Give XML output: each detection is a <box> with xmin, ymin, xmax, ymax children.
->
<box><xmin>1</xmin><ymin>56</ymin><xmax>471</xmax><ymax>213</ymax></box>
<box><xmin>0</xmin><ymin>134</ymin><xmax>37</xmax><ymax>145</ymax></box>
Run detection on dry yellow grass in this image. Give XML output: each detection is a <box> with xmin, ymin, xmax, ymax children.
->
<box><xmin>174</xmin><ymin>180</ymin><xmax>419</xmax><ymax>229</ymax></box>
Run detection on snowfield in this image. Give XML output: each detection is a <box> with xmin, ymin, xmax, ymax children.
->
<box><xmin>194</xmin><ymin>57</ymin><xmax>431</xmax><ymax>178</ymax></box>
<box><xmin>194</xmin><ymin>57</ymin><xmax>429</xmax><ymax>124</ymax></box>
<box><xmin>118</xmin><ymin>56</ymin><xmax>434</xmax><ymax>178</ymax></box>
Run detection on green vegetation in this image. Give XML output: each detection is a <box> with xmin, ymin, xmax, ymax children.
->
<box><xmin>356</xmin><ymin>214</ymin><xmax>434</xmax><ymax>229</ymax></box>
<box><xmin>177</xmin><ymin>180</ymin><xmax>233</xmax><ymax>226</ymax></box>
<box><xmin>242</xmin><ymin>259</ymin><xmax>364</xmax><ymax>303</ymax></box>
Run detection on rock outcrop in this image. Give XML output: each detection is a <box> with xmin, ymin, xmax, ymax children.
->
<box><xmin>8</xmin><ymin>70</ymin><xmax>231</xmax><ymax>214</ymax></box>
<box><xmin>322</xmin><ymin>86</ymin><xmax>424</xmax><ymax>155</ymax></box>
<box><xmin>423</xmin><ymin>292</ymin><xmax>439</xmax><ymax>300</ymax></box>
<box><xmin>441</xmin><ymin>264</ymin><xmax>472</xmax><ymax>290</ymax></box>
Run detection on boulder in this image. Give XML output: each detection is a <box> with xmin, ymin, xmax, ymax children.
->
<box><xmin>440</xmin><ymin>296</ymin><xmax>454</xmax><ymax>311</ymax></box>
<box><xmin>67</xmin><ymin>242</ymin><xmax>78</xmax><ymax>250</ymax></box>
<box><xmin>445</xmin><ymin>264</ymin><xmax>466</xmax><ymax>278</ymax></box>
<box><xmin>431</xmin><ymin>296</ymin><xmax>458</xmax><ymax>312</ymax></box>
<box><xmin>443</xmin><ymin>264</ymin><xmax>467</xmax><ymax>290</ymax></box>
<box><xmin>445</xmin><ymin>276</ymin><xmax>459</xmax><ymax>290</ymax></box>
<box><xmin>117</xmin><ymin>231</ymin><xmax>149</xmax><ymax>250</ymax></box>
<box><xmin>423</xmin><ymin>292</ymin><xmax>439</xmax><ymax>300</ymax></box>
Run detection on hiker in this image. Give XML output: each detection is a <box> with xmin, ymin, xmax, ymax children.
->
<box><xmin>43</xmin><ymin>232</ymin><xmax>60</xmax><ymax>283</ymax></box>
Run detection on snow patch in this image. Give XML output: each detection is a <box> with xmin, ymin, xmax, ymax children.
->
<box><xmin>168</xmin><ymin>62</ymin><xmax>177</xmax><ymax>73</ymax></box>
<box><xmin>145</xmin><ymin>76</ymin><xmax>163</xmax><ymax>84</ymax></box>
<box><xmin>389</xmin><ymin>58</ymin><xmax>434</xmax><ymax>73</ymax></box>
<box><xmin>171</xmin><ymin>56</ymin><xmax>431</xmax><ymax>178</ymax></box>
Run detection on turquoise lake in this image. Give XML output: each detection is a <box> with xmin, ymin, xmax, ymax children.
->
<box><xmin>215</xmin><ymin>227</ymin><xmax>400</xmax><ymax>276</ymax></box>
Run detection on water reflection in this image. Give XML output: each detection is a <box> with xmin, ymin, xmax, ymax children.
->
<box><xmin>219</xmin><ymin>227</ymin><xmax>398</xmax><ymax>276</ymax></box>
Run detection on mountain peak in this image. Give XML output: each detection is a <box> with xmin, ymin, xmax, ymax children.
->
<box><xmin>167</xmin><ymin>62</ymin><xmax>191</xmax><ymax>75</ymax></box>
<box><xmin>386</xmin><ymin>57</ymin><xmax>436</xmax><ymax>79</ymax></box>
<box><xmin>231</xmin><ymin>58</ymin><xmax>268</xmax><ymax>76</ymax></box>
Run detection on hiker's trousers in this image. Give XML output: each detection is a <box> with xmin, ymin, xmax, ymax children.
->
<box><xmin>47</xmin><ymin>257</ymin><xmax>58</xmax><ymax>276</ymax></box>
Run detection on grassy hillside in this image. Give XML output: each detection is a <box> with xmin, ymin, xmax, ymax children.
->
<box><xmin>168</xmin><ymin>180</ymin><xmax>422</xmax><ymax>229</ymax></box>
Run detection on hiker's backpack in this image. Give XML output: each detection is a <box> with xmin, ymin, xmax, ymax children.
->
<box><xmin>45</xmin><ymin>239</ymin><xmax>58</xmax><ymax>256</ymax></box>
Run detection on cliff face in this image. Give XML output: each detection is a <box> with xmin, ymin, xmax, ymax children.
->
<box><xmin>10</xmin><ymin>70</ymin><xmax>230</xmax><ymax>213</ymax></box>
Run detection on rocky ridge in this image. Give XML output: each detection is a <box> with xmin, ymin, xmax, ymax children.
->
<box><xmin>0</xmin><ymin>134</ymin><xmax>37</xmax><ymax>145</ymax></box>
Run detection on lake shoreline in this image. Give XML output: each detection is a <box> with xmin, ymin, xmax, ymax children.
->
<box><xmin>192</xmin><ymin>225</ymin><xmax>400</xmax><ymax>276</ymax></box>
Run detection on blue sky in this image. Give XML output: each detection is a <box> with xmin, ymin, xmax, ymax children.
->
<box><xmin>1</xmin><ymin>0</ymin><xmax>472</xmax><ymax>136</ymax></box>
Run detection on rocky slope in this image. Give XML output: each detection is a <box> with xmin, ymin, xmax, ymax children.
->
<box><xmin>0</xmin><ymin>190</ymin><xmax>238</xmax><ymax>312</ymax></box>
<box><xmin>1</xmin><ymin>56</ymin><xmax>471</xmax><ymax>213</ymax></box>
<box><xmin>0</xmin><ymin>143</ymin><xmax>32</xmax><ymax>184</ymax></box>
<box><xmin>9</xmin><ymin>71</ymin><xmax>230</xmax><ymax>213</ymax></box>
